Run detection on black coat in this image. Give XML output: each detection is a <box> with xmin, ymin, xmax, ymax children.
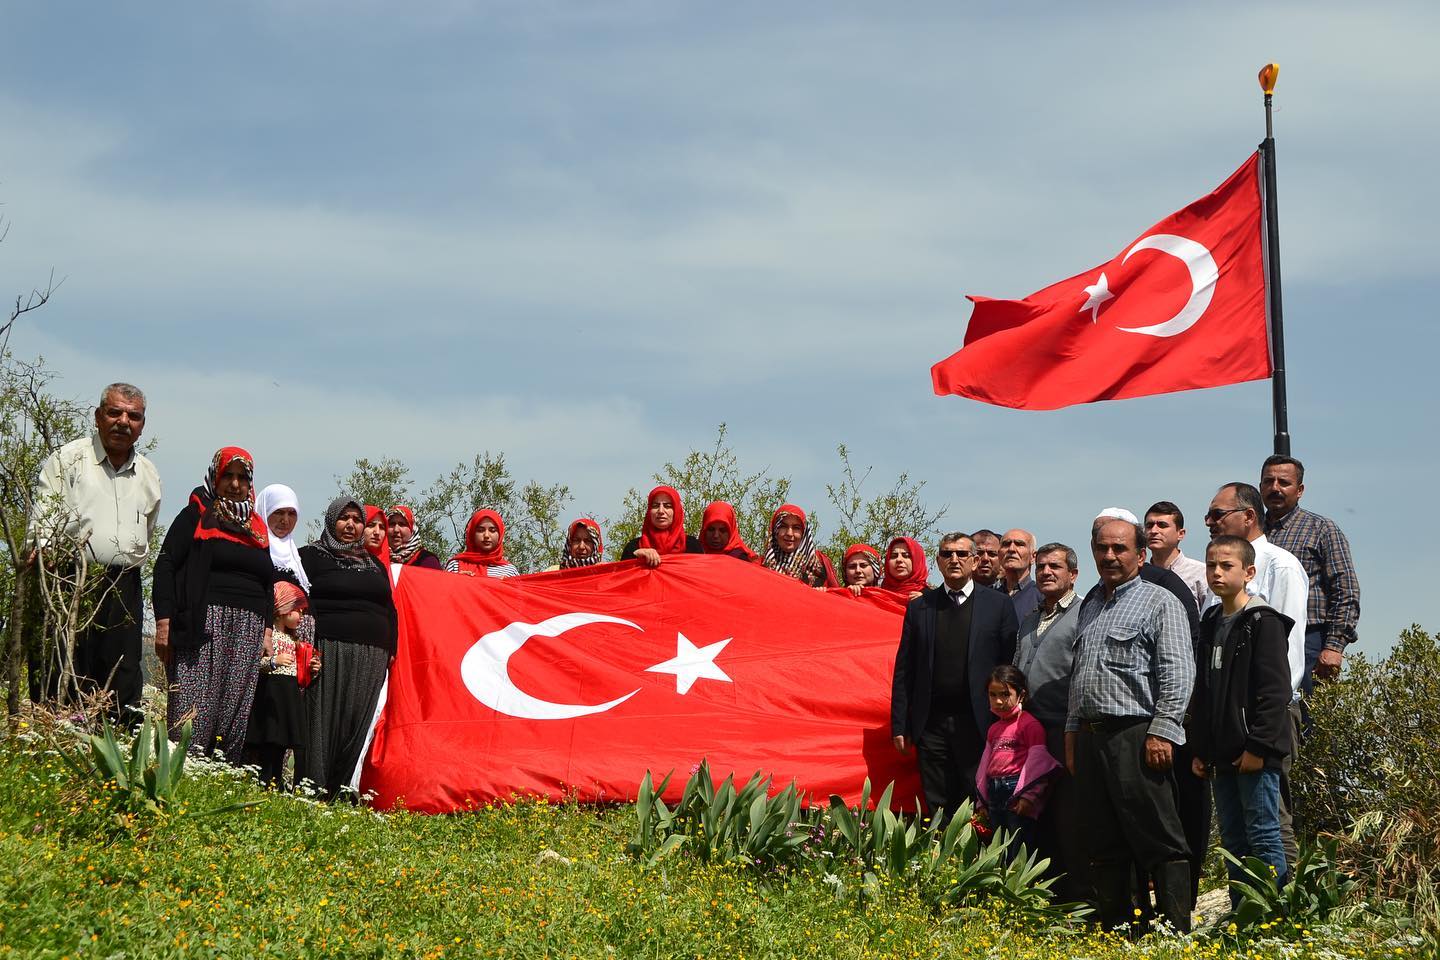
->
<box><xmin>620</xmin><ymin>535</ymin><xmax>703</xmax><ymax>560</ymax></box>
<box><xmin>298</xmin><ymin>545</ymin><xmax>398</xmax><ymax>655</ymax></box>
<box><xmin>890</xmin><ymin>583</ymin><xmax>1019</xmax><ymax>740</ymax></box>
<box><xmin>151</xmin><ymin>499</ymin><xmax>275</xmax><ymax>650</ymax></box>
<box><xmin>1191</xmin><ymin>602</ymin><xmax>1294</xmax><ymax>768</ymax></box>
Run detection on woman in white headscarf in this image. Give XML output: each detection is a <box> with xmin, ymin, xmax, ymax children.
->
<box><xmin>249</xmin><ymin>483</ymin><xmax>316</xmax><ymax>782</ymax></box>
<box><xmin>255</xmin><ymin>484</ymin><xmax>311</xmax><ymax>594</ymax></box>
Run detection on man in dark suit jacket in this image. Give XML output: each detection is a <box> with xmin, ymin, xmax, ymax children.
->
<box><xmin>891</xmin><ymin>531</ymin><xmax>1020</xmax><ymax>821</ymax></box>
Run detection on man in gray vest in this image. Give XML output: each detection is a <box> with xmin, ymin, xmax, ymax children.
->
<box><xmin>1014</xmin><ymin>542</ymin><xmax>1088</xmax><ymax>903</ymax></box>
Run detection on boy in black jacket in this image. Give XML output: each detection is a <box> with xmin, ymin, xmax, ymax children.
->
<box><xmin>1191</xmin><ymin>535</ymin><xmax>1293</xmax><ymax>899</ymax></box>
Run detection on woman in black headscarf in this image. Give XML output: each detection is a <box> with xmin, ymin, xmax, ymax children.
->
<box><xmin>298</xmin><ymin>495</ymin><xmax>397</xmax><ymax>799</ymax></box>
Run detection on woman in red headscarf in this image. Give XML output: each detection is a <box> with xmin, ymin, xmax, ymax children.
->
<box><xmin>620</xmin><ymin>485</ymin><xmax>702</xmax><ymax>568</ymax></box>
<box><xmin>881</xmin><ymin>535</ymin><xmax>930</xmax><ymax>600</ymax></box>
<box><xmin>447</xmin><ymin>508</ymin><xmax>521</xmax><ymax>578</ymax></box>
<box><xmin>152</xmin><ymin>446</ymin><xmax>276</xmax><ymax>764</ymax></box>
<box><xmin>557</xmin><ymin>517</ymin><xmax>605</xmax><ymax>569</ymax></box>
<box><xmin>700</xmin><ymin>501</ymin><xmax>759</xmax><ymax>562</ymax></box>
<box><xmin>362</xmin><ymin>506</ymin><xmax>391</xmax><ymax>566</ymax></box>
<box><xmin>841</xmin><ymin>543</ymin><xmax>885</xmax><ymax>595</ymax></box>
<box><xmin>762</xmin><ymin>504</ymin><xmax>838</xmax><ymax>587</ymax></box>
<box><xmin>386</xmin><ymin>505</ymin><xmax>443</xmax><ymax>570</ymax></box>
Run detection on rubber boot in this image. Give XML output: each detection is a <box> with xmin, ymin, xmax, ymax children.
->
<box><xmin>1091</xmin><ymin>862</ymin><xmax>1138</xmax><ymax>934</ymax></box>
<box><xmin>1152</xmin><ymin>858</ymin><xmax>1193</xmax><ymax>934</ymax></box>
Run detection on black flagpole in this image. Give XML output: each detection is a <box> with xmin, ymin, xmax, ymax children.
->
<box><xmin>1258</xmin><ymin>63</ymin><xmax>1290</xmax><ymax>456</ymax></box>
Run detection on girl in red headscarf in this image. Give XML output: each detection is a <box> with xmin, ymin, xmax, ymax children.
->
<box><xmin>447</xmin><ymin>508</ymin><xmax>521</xmax><ymax>578</ymax></box>
<box><xmin>152</xmin><ymin>446</ymin><xmax>276</xmax><ymax>764</ymax></box>
<box><xmin>245</xmin><ymin>580</ymin><xmax>317</xmax><ymax>790</ymax></box>
<box><xmin>881</xmin><ymin>535</ymin><xmax>930</xmax><ymax>600</ymax></box>
<box><xmin>621</xmin><ymin>485</ymin><xmax>702</xmax><ymax>568</ymax></box>
<box><xmin>700</xmin><ymin>501</ymin><xmax>760</xmax><ymax>562</ymax></box>
<box><xmin>762</xmin><ymin>504</ymin><xmax>838</xmax><ymax>587</ymax></box>
<box><xmin>841</xmin><ymin>543</ymin><xmax>885</xmax><ymax>595</ymax></box>
<box><xmin>386</xmin><ymin>505</ymin><xmax>443</xmax><ymax>570</ymax></box>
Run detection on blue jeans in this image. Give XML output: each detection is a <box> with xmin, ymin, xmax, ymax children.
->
<box><xmin>1213</xmin><ymin>767</ymin><xmax>1287</xmax><ymax>902</ymax></box>
<box><xmin>987</xmin><ymin>774</ymin><xmax>1038</xmax><ymax>859</ymax></box>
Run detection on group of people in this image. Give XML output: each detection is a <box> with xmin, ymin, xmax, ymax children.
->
<box><xmin>888</xmin><ymin>482</ymin><xmax>1358</xmax><ymax>934</ymax></box>
<box><xmin>29</xmin><ymin>383</ymin><xmax>1361</xmax><ymax>930</ymax></box>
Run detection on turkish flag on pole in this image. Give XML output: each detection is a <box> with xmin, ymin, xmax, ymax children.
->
<box><xmin>931</xmin><ymin>154</ymin><xmax>1270</xmax><ymax>410</ymax></box>
<box><xmin>360</xmin><ymin>557</ymin><xmax>920</xmax><ymax>812</ymax></box>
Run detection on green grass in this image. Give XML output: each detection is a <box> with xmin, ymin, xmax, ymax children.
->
<box><xmin>0</xmin><ymin>721</ymin><xmax>1418</xmax><ymax>959</ymax></box>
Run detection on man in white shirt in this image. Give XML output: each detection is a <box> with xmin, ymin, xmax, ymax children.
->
<box><xmin>1203</xmin><ymin>480</ymin><xmax>1308</xmax><ymax>868</ymax></box>
<box><xmin>1144</xmin><ymin>500</ymin><xmax>1208</xmax><ymax>611</ymax></box>
<box><xmin>28</xmin><ymin>383</ymin><xmax>162</xmax><ymax>719</ymax></box>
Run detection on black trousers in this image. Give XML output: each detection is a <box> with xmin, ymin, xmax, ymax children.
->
<box><xmin>1074</xmin><ymin>721</ymin><xmax>1190</xmax><ymax>868</ymax></box>
<box><xmin>1171</xmin><ymin>739</ymin><xmax>1213</xmax><ymax>899</ymax></box>
<box><xmin>28</xmin><ymin>565</ymin><xmax>144</xmax><ymax>719</ymax></box>
<box><xmin>1037</xmin><ymin>723</ymin><xmax>1093</xmax><ymax>904</ymax></box>
<box><xmin>916</xmin><ymin>710</ymin><xmax>982</xmax><ymax>821</ymax></box>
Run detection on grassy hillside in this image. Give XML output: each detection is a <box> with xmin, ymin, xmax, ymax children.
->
<box><xmin>0</xmin><ymin>720</ymin><xmax>1415</xmax><ymax>959</ymax></box>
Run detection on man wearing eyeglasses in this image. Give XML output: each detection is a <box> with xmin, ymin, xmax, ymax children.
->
<box><xmin>891</xmin><ymin>533</ymin><xmax>1019</xmax><ymax>822</ymax></box>
<box><xmin>1203</xmin><ymin>483</ymin><xmax>1307</xmax><ymax>695</ymax></box>
<box><xmin>1204</xmin><ymin>481</ymin><xmax>1308</xmax><ymax>869</ymax></box>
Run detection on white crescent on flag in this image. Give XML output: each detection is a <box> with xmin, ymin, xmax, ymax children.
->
<box><xmin>1114</xmin><ymin>233</ymin><xmax>1219</xmax><ymax>338</ymax></box>
<box><xmin>460</xmin><ymin>612</ymin><xmax>643</xmax><ymax>720</ymax></box>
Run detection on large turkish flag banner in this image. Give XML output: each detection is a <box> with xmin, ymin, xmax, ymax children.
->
<box><xmin>931</xmin><ymin>154</ymin><xmax>1269</xmax><ymax>410</ymax></box>
<box><xmin>360</xmin><ymin>556</ymin><xmax>920</xmax><ymax>812</ymax></box>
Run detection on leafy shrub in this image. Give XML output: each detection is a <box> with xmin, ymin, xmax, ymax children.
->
<box><xmin>1218</xmin><ymin>837</ymin><xmax>1362</xmax><ymax>940</ymax></box>
<box><xmin>1292</xmin><ymin>625</ymin><xmax>1440</xmax><ymax>932</ymax></box>
<box><xmin>627</xmin><ymin>765</ymin><xmax>814</xmax><ymax>869</ymax></box>
<box><xmin>627</xmin><ymin>762</ymin><xmax>1076</xmax><ymax>928</ymax></box>
<box><xmin>54</xmin><ymin>715</ymin><xmax>257</xmax><ymax>832</ymax></box>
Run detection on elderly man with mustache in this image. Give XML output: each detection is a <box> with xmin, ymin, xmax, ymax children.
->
<box><xmin>28</xmin><ymin>382</ymin><xmax>162</xmax><ymax>721</ymax></box>
<box><xmin>1066</xmin><ymin>517</ymin><xmax>1195</xmax><ymax>935</ymax></box>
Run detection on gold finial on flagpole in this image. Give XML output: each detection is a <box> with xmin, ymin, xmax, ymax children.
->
<box><xmin>1258</xmin><ymin>63</ymin><xmax>1279</xmax><ymax>96</ymax></box>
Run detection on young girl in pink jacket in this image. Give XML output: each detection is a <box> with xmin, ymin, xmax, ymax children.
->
<box><xmin>977</xmin><ymin>664</ymin><xmax>1060</xmax><ymax>857</ymax></box>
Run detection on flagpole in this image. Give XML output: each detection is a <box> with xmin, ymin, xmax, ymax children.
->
<box><xmin>1258</xmin><ymin>63</ymin><xmax>1290</xmax><ymax>456</ymax></box>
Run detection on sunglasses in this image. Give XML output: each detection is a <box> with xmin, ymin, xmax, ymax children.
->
<box><xmin>937</xmin><ymin>549</ymin><xmax>974</xmax><ymax>559</ymax></box>
<box><xmin>1204</xmin><ymin>507</ymin><xmax>1244</xmax><ymax>523</ymax></box>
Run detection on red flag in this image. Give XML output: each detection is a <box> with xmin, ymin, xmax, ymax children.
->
<box><xmin>360</xmin><ymin>556</ymin><xmax>920</xmax><ymax>812</ymax></box>
<box><xmin>931</xmin><ymin>154</ymin><xmax>1270</xmax><ymax>410</ymax></box>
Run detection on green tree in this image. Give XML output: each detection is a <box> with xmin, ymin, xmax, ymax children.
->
<box><xmin>609</xmin><ymin>424</ymin><xmax>792</xmax><ymax>559</ymax></box>
<box><xmin>331</xmin><ymin>452</ymin><xmax>571</xmax><ymax>573</ymax></box>
<box><xmin>419</xmin><ymin>452</ymin><xmax>573</xmax><ymax>573</ymax></box>
<box><xmin>820</xmin><ymin>443</ymin><xmax>948</xmax><ymax>561</ymax></box>
<box><xmin>0</xmin><ymin>242</ymin><xmax>95</xmax><ymax>713</ymax></box>
<box><xmin>330</xmin><ymin>456</ymin><xmax>452</xmax><ymax>559</ymax></box>
<box><xmin>417</xmin><ymin>452</ymin><xmax>516</xmax><ymax>561</ymax></box>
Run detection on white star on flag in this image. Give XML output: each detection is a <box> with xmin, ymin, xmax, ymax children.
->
<box><xmin>1079</xmin><ymin>272</ymin><xmax>1113</xmax><ymax>323</ymax></box>
<box><xmin>646</xmin><ymin>633</ymin><xmax>732</xmax><ymax>695</ymax></box>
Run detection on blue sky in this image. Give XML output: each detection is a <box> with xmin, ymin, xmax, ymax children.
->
<box><xmin>3</xmin><ymin>1</ymin><xmax>1434</xmax><ymax>653</ymax></box>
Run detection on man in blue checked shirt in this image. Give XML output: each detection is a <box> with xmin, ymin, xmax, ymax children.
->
<box><xmin>1066</xmin><ymin>518</ymin><xmax>1196</xmax><ymax>935</ymax></box>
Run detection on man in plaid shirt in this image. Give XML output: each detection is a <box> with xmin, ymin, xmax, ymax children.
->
<box><xmin>1066</xmin><ymin>518</ymin><xmax>1195</xmax><ymax>934</ymax></box>
<box><xmin>1261</xmin><ymin>455</ymin><xmax>1360</xmax><ymax>693</ymax></box>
